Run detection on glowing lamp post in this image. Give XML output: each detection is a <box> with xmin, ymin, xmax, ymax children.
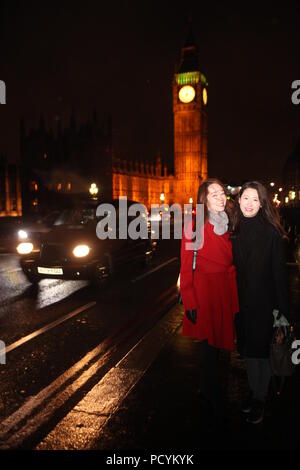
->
<box><xmin>89</xmin><ymin>183</ymin><xmax>99</xmax><ymax>196</ymax></box>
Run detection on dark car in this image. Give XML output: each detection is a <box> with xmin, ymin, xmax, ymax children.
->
<box><xmin>17</xmin><ymin>197</ymin><xmax>153</xmax><ymax>287</ymax></box>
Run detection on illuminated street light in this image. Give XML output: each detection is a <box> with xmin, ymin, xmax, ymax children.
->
<box><xmin>89</xmin><ymin>183</ymin><xmax>99</xmax><ymax>196</ymax></box>
<box><xmin>160</xmin><ymin>192</ymin><xmax>165</xmax><ymax>202</ymax></box>
<box><xmin>189</xmin><ymin>197</ymin><xmax>193</xmax><ymax>204</ymax></box>
<box><xmin>273</xmin><ymin>193</ymin><xmax>280</xmax><ymax>207</ymax></box>
<box><xmin>279</xmin><ymin>187</ymin><xmax>283</xmax><ymax>192</ymax></box>
<box><xmin>270</xmin><ymin>182</ymin><xmax>275</xmax><ymax>187</ymax></box>
<box><xmin>289</xmin><ymin>191</ymin><xmax>296</xmax><ymax>200</ymax></box>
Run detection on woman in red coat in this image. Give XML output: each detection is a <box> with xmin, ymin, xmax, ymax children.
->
<box><xmin>180</xmin><ymin>178</ymin><xmax>239</xmax><ymax>428</ymax></box>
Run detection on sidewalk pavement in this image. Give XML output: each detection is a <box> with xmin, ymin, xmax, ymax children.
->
<box><xmin>89</xmin><ymin>305</ymin><xmax>300</xmax><ymax>452</ymax></box>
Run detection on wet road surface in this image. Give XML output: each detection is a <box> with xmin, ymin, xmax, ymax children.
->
<box><xmin>0</xmin><ymin>240</ymin><xmax>180</xmax><ymax>448</ymax></box>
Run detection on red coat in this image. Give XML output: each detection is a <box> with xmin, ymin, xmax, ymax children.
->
<box><xmin>180</xmin><ymin>221</ymin><xmax>239</xmax><ymax>351</ymax></box>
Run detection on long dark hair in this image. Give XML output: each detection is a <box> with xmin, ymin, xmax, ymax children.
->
<box><xmin>230</xmin><ymin>181</ymin><xmax>288</xmax><ymax>239</ymax></box>
<box><xmin>197</xmin><ymin>178</ymin><xmax>228</xmax><ymax>224</ymax></box>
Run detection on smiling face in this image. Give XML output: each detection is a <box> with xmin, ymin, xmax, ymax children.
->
<box><xmin>206</xmin><ymin>183</ymin><xmax>226</xmax><ymax>212</ymax></box>
<box><xmin>239</xmin><ymin>188</ymin><xmax>261</xmax><ymax>217</ymax></box>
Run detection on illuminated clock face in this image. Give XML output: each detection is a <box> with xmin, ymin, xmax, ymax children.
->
<box><xmin>178</xmin><ymin>85</ymin><xmax>195</xmax><ymax>103</ymax></box>
<box><xmin>202</xmin><ymin>87</ymin><xmax>208</xmax><ymax>105</ymax></box>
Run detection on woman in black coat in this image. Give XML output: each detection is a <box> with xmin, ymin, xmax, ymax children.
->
<box><xmin>231</xmin><ymin>181</ymin><xmax>290</xmax><ymax>424</ymax></box>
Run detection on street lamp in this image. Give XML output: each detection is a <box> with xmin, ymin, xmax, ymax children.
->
<box><xmin>89</xmin><ymin>183</ymin><xmax>99</xmax><ymax>196</ymax></box>
<box><xmin>160</xmin><ymin>192</ymin><xmax>165</xmax><ymax>202</ymax></box>
<box><xmin>189</xmin><ymin>197</ymin><xmax>193</xmax><ymax>204</ymax></box>
<box><xmin>270</xmin><ymin>182</ymin><xmax>275</xmax><ymax>187</ymax></box>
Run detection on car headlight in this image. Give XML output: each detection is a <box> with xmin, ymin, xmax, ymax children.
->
<box><xmin>73</xmin><ymin>245</ymin><xmax>90</xmax><ymax>257</ymax></box>
<box><xmin>17</xmin><ymin>242</ymin><xmax>34</xmax><ymax>254</ymax></box>
<box><xmin>18</xmin><ymin>230</ymin><xmax>28</xmax><ymax>240</ymax></box>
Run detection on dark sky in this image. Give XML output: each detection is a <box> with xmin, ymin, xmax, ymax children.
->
<box><xmin>1</xmin><ymin>0</ymin><xmax>300</xmax><ymax>183</ymax></box>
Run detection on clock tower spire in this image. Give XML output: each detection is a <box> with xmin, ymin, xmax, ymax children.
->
<box><xmin>173</xmin><ymin>27</ymin><xmax>208</xmax><ymax>207</ymax></box>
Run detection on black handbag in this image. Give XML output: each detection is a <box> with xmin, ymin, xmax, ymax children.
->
<box><xmin>270</xmin><ymin>325</ymin><xmax>296</xmax><ymax>377</ymax></box>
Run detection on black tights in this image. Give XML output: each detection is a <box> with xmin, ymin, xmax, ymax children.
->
<box><xmin>245</xmin><ymin>357</ymin><xmax>272</xmax><ymax>402</ymax></box>
<box><xmin>199</xmin><ymin>340</ymin><xmax>224</xmax><ymax>420</ymax></box>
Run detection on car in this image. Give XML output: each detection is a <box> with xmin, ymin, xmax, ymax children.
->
<box><xmin>16</xmin><ymin>196</ymin><xmax>154</xmax><ymax>287</ymax></box>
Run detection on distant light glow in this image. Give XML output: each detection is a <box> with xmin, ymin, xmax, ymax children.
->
<box><xmin>273</xmin><ymin>193</ymin><xmax>280</xmax><ymax>206</ymax></box>
<box><xmin>289</xmin><ymin>191</ymin><xmax>296</xmax><ymax>200</ymax></box>
<box><xmin>89</xmin><ymin>183</ymin><xmax>99</xmax><ymax>195</ymax></box>
<box><xmin>18</xmin><ymin>230</ymin><xmax>28</xmax><ymax>240</ymax></box>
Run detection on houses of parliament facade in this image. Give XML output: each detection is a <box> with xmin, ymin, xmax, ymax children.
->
<box><xmin>1</xmin><ymin>31</ymin><xmax>208</xmax><ymax>216</ymax></box>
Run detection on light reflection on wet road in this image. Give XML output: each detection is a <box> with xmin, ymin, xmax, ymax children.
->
<box><xmin>35</xmin><ymin>279</ymin><xmax>89</xmax><ymax>309</ymax></box>
<box><xmin>0</xmin><ymin>254</ymin><xmax>89</xmax><ymax>310</ymax></box>
<box><xmin>0</xmin><ymin>240</ymin><xmax>181</xmax><ymax>435</ymax></box>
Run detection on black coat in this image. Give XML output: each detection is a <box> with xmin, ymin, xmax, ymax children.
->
<box><xmin>232</xmin><ymin>212</ymin><xmax>290</xmax><ymax>358</ymax></box>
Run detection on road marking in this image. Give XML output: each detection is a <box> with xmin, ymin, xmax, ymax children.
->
<box><xmin>36</xmin><ymin>303</ymin><xmax>183</xmax><ymax>450</ymax></box>
<box><xmin>5</xmin><ymin>301</ymin><xmax>96</xmax><ymax>354</ymax></box>
<box><xmin>0</xmin><ymin>268</ymin><xmax>22</xmax><ymax>274</ymax></box>
<box><xmin>0</xmin><ymin>335</ymin><xmax>115</xmax><ymax>443</ymax></box>
<box><xmin>131</xmin><ymin>257</ymin><xmax>178</xmax><ymax>283</ymax></box>
<box><xmin>0</xmin><ymin>288</ymin><xmax>178</xmax><ymax>448</ymax></box>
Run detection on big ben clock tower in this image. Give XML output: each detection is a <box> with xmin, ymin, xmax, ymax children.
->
<box><xmin>173</xmin><ymin>29</ymin><xmax>208</xmax><ymax>207</ymax></box>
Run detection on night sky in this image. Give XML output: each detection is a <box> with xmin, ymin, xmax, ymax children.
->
<box><xmin>1</xmin><ymin>0</ymin><xmax>299</xmax><ymax>183</ymax></box>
